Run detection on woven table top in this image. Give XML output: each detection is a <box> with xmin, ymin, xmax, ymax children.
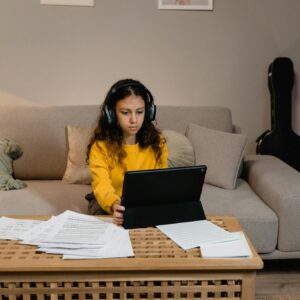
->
<box><xmin>0</xmin><ymin>215</ymin><xmax>263</xmax><ymax>272</ymax></box>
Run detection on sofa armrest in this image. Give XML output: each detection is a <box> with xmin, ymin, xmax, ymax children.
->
<box><xmin>243</xmin><ymin>154</ymin><xmax>300</xmax><ymax>252</ymax></box>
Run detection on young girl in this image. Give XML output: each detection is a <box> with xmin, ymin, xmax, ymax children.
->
<box><xmin>87</xmin><ymin>79</ymin><xmax>168</xmax><ymax>225</ymax></box>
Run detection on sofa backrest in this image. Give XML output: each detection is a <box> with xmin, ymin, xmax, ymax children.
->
<box><xmin>156</xmin><ymin>106</ymin><xmax>233</xmax><ymax>133</ymax></box>
<box><xmin>0</xmin><ymin>105</ymin><xmax>233</xmax><ymax>180</ymax></box>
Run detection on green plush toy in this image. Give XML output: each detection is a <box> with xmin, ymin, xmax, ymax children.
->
<box><xmin>0</xmin><ymin>138</ymin><xmax>27</xmax><ymax>191</ymax></box>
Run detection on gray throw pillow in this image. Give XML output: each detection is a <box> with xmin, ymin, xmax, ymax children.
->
<box><xmin>186</xmin><ymin>124</ymin><xmax>247</xmax><ymax>189</ymax></box>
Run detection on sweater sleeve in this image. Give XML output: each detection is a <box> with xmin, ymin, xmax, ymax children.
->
<box><xmin>89</xmin><ymin>142</ymin><xmax>120</xmax><ymax>214</ymax></box>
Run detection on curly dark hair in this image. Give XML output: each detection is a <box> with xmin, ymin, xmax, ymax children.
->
<box><xmin>87</xmin><ymin>79</ymin><xmax>165</xmax><ymax>169</ymax></box>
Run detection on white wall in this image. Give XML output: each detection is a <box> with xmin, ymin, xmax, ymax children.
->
<box><xmin>1</xmin><ymin>0</ymin><xmax>300</xmax><ymax>153</ymax></box>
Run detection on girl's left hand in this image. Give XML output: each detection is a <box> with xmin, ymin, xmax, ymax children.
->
<box><xmin>112</xmin><ymin>201</ymin><xmax>125</xmax><ymax>226</ymax></box>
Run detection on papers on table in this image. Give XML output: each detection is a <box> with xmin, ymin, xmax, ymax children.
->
<box><xmin>0</xmin><ymin>210</ymin><xmax>134</xmax><ymax>260</ymax></box>
<box><xmin>157</xmin><ymin>220</ymin><xmax>252</xmax><ymax>258</ymax></box>
<box><xmin>19</xmin><ymin>210</ymin><xmax>115</xmax><ymax>245</ymax></box>
<box><xmin>63</xmin><ymin>227</ymin><xmax>133</xmax><ymax>260</ymax></box>
<box><xmin>200</xmin><ymin>232</ymin><xmax>252</xmax><ymax>258</ymax></box>
<box><xmin>0</xmin><ymin>217</ymin><xmax>42</xmax><ymax>240</ymax></box>
<box><xmin>157</xmin><ymin>220</ymin><xmax>237</xmax><ymax>250</ymax></box>
<box><xmin>1</xmin><ymin>211</ymin><xmax>252</xmax><ymax>259</ymax></box>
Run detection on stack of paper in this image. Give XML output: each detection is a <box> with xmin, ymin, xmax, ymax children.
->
<box><xmin>157</xmin><ymin>220</ymin><xmax>252</xmax><ymax>258</ymax></box>
<box><xmin>0</xmin><ymin>217</ymin><xmax>42</xmax><ymax>240</ymax></box>
<box><xmin>200</xmin><ymin>232</ymin><xmax>252</xmax><ymax>258</ymax></box>
<box><xmin>0</xmin><ymin>210</ymin><xmax>134</xmax><ymax>260</ymax></box>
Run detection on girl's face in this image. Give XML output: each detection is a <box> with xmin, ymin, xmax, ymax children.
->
<box><xmin>115</xmin><ymin>95</ymin><xmax>145</xmax><ymax>144</ymax></box>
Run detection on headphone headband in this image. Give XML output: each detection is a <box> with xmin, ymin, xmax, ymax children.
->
<box><xmin>110</xmin><ymin>82</ymin><xmax>149</xmax><ymax>95</ymax></box>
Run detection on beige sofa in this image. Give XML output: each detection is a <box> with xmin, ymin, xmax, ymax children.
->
<box><xmin>0</xmin><ymin>105</ymin><xmax>299</xmax><ymax>260</ymax></box>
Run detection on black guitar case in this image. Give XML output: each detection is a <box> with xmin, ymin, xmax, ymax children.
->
<box><xmin>256</xmin><ymin>57</ymin><xmax>300</xmax><ymax>171</ymax></box>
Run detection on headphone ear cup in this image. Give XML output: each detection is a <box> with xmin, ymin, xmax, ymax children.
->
<box><xmin>145</xmin><ymin>89</ymin><xmax>156</xmax><ymax>121</ymax></box>
<box><xmin>148</xmin><ymin>103</ymin><xmax>156</xmax><ymax>121</ymax></box>
<box><xmin>104</xmin><ymin>105</ymin><xmax>115</xmax><ymax>125</ymax></box>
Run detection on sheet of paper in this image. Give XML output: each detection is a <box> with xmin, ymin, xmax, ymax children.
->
<box><xmin>200</xmin><ymin>232</ymin><xmax>253</xmax><ymax>258</ymax></box>
<box><xmin>157</xmin><ymin>220</ymin><xmax>240</xmax><ymax>250</ymax></box>
<box><xmin>36</xmin><ymin>242</ymin><xmax>102</xmax><ymax>249</ymax></box>
<box><xmin>0</xmin><ymin>217</ymin><xmax>43</xmax><ymax>240</ymax></box>
<box><xmin>62</xmin><ymin>228</ymin><xmax>134</xmax><ymax>259</ymax></box>
<box><xmin>38</xmin><ymin>245</ymin><xmax>106</xmax><ymax>255</ymax></box>
<box><xmin>19</xmin><ymin>216</ymin><xmax>59</xmax><ymax>244</ymax></box>
<box><xmin>21</xmin><ymin>210</ymin><xmax>115</xmax><ymax>245</ymax></box>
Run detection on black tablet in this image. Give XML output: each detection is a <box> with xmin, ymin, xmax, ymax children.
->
<box><xmin>121</xmin><ymin>165</ymin><xmax>207</xmax><ymax>229</ymax></box>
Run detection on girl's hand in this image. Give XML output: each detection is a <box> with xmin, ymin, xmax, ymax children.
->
<box><xmin>112</xmin><ymin>201</ymin><xmax>125</xmax><ymax>226</ymax></box>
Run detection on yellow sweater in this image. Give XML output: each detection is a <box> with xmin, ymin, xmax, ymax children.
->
<box><xmin>89</xmin><ymin>140</ymin><xmax>168</xmax><ymax>214</ymax></box>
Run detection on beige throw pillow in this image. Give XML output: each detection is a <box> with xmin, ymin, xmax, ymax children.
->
<box><xmin>62</xmin><ymin>125</ymin><xmax>93</xmax><ymax>185</ymax></box>
<box><xmin>163</xmin><ymin>130</ymin><xmax>195</xmax><ymax>168</ymax></box>
<box><xmin>186</xmin><ymin>124</ymin><xmax>247</xmax><ymax>189</ymax></box>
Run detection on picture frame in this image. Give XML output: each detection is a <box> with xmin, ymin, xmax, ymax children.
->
<box><xmin>40</xmin><ymin>0</ymin><xmax>94</xmax><ymax>6</ymax></box>
<box><xmin>158</xmin><ymin>0</ymin><xmax>213</xmax><ymax>10</ymax></box>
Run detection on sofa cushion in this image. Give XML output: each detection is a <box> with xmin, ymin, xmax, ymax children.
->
<box><xmin>62</xmin><ymin>125</ymin><xmax>93</xmax><ymax>185</ymax></box>
<box><xmin>0</xmin><ymin>180</ymin><xmax>90</xmax><ymax>216</ymax></box>
<box><xmin>201</xmin><ymin>178</ymin><xmax>278</xmax><ymax>253</ymax></box>
<box><xmin>186</xmin><ymin>124</ymin><xmax>247</xmax><ymax>189</ymax></box>
<box><xmin>162</xmin><ymin>130</ymin><xmax>195</xmax><ymax>167</ymax></box>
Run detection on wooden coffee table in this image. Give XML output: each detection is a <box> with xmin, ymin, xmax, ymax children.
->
<box><xmin>0</xmin><ymin>215</ymin><xmax>263</xmax><ymax>300</ymax></box>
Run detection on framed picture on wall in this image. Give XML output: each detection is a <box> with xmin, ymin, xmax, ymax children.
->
<box><xmin>158</xmin><ymin>0</ymin><xmax>213</xmax><ymax>10</ymax></box>
<box><xmin>40</xmin><ymin>0</ymin><xmax>94</xmax><ymax>6</ymax></box>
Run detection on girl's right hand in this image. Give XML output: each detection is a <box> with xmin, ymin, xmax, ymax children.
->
<box><xmin>112</xmin><ymin>201</ymin><xmax>125</xmax><ymax>226</ymax></box>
